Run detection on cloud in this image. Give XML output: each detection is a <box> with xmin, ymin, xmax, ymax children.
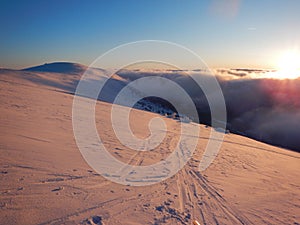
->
<box><xmin>210</xmin><ymin>0</ymin><xmax>241</xmax><ymax>19</ymax></box>
<box><xmin>116</xmin><ymin>69</ymin><xmax>300</xmax><ymax>152</ymax></box>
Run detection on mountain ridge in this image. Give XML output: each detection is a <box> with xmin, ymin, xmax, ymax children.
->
<box><xmin>22</xmin><ymin>62</ymin><xmax>88</xmax><ymax>74</ymax></box>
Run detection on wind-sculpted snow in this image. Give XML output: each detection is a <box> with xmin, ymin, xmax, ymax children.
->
<box><xmin>1</xmin><ymin>68</ymin><xmax>300</xmax><ymax>224</ymax></box>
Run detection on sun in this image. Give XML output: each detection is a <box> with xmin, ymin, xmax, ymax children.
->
<box><xmin>273</xmin><ymin>50</ymin><xmax>300</xmax><ymax>79</ymax></box>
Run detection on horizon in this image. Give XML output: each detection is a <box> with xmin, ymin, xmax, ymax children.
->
<box><xmin>4</xmin><ymin>60</ymin><xmax>280</xmax><ymax>71</ymax></box>
<box><xmin>1</xmin><ymin>0</ymin><xmax>300</xmax><ymax>70</ymax></box>
<box><xmin>0</xmin><ymin>61</ymin><xmax>279</xmax><ymax>72</ymax></box>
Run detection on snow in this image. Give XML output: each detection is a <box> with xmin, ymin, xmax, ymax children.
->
<box><xmin>0</xmin><ymin>65</ymin><xmax>300</xmax><ymax>224</ymax></box>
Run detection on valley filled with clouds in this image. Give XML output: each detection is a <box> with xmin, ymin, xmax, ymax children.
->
<box><xmin>116</xmin><ymin>68</ymin><xmax>300</xmax><ymax>151</ymax></box>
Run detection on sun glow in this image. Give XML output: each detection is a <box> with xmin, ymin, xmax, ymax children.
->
<box><xmin>272</xmin><ymin>50</ymin><xmax>300</xmax><ymax>79</ymax></box>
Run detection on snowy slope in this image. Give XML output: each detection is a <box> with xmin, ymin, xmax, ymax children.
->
<box><xmin>0</xmin><ymin>65</ymin><xmax>300</xmax><ymax>224</ymax></box>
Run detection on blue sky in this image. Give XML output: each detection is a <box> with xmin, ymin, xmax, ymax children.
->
<box><xmin>1</xmin><ymin>0</ymin><xmax>300</xmax><ymax>69</ymax></box>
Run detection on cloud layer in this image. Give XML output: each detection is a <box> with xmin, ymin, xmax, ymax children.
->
<box><xmin>116</xmin><ymin>69</ymin><xmax>300</xmax><ymax>152</ymax></box>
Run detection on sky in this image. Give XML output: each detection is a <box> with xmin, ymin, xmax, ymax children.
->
<box><xmin>1</xmin><ymin>0</ymin><xmax>300</xmax><ymax>69</ymax></box>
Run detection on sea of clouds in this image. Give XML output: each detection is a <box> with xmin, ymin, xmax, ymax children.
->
<box><xmin>115</xmin><ymin>68</ymin><xmax>300</xmax><ymax>151</ymax></box>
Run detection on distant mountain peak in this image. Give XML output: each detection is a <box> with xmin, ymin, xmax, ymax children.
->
<box><xmin>23</xmin><ymin>62</ymin><xmax>88</xmax><ymax>74</ymax></box>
